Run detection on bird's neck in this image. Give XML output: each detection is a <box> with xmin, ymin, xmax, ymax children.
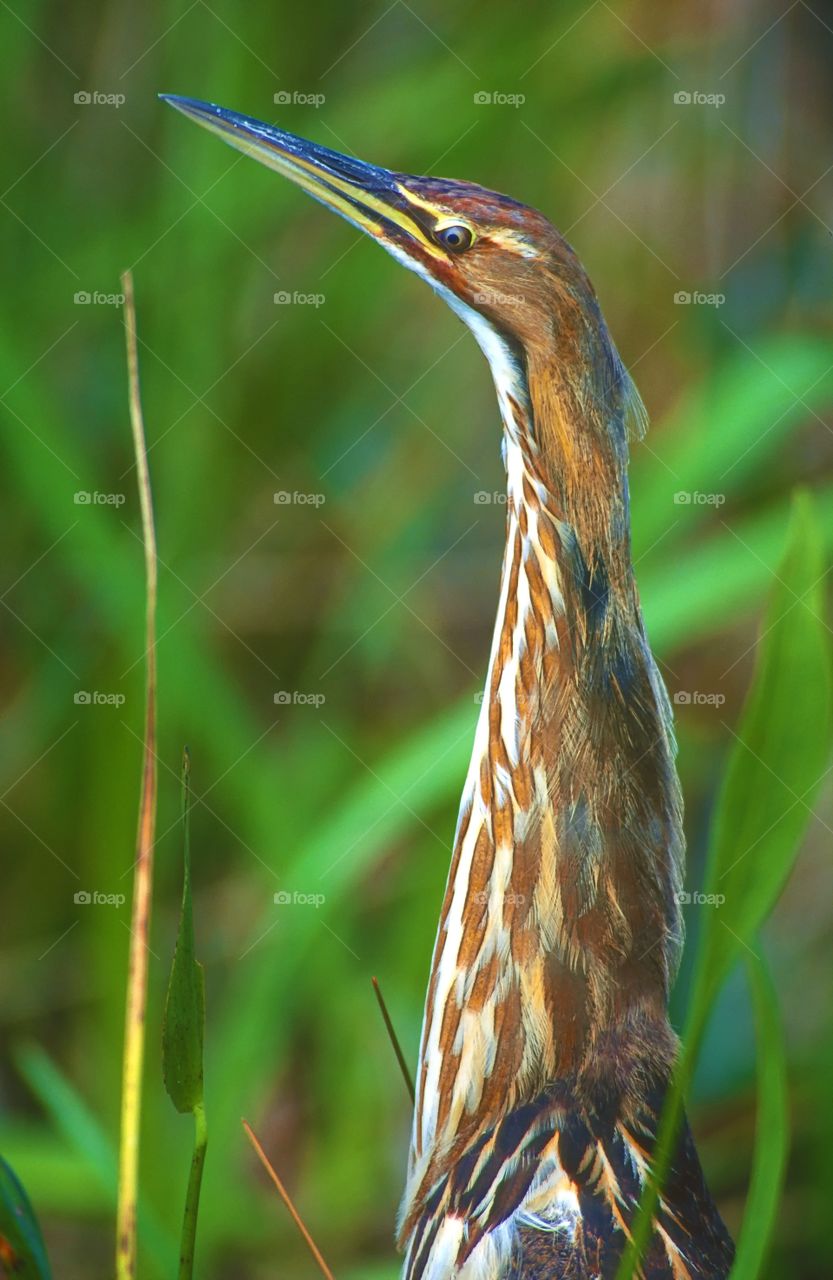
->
<box><xmin>409</xmin><ymin>323</ymin><xmax>683</xmax><ymax>1175</ymax></box>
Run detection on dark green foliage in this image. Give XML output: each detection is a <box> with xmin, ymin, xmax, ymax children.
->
<box><xmin>163</xmin><ymin>751</ymin><xmax>205</xmax><ymax>1116</ymax></box>
<box><xmin>0</xmin><ymin>1155</ymin><xmax>52</xmax><ymax>1280</ymax></box>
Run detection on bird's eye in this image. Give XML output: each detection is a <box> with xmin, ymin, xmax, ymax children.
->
<box><xmin>436</xmin><ymin>223</ymin><xmax>474</xmax><ymax>253</ymax></box>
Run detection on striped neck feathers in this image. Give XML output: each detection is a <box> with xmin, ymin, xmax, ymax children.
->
<box><xmin>408</xmin><ymin>298</ymin><xmax>685</xmax><ymax>1175</ymax></box>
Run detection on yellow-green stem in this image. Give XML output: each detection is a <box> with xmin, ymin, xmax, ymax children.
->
<box><xmin>178</xmin><ymin>1104</ymin><xmax>208</xmax><ymax>1280</ymax></box>
<box><xmin>116</xmin><ymin>269</ymin><xmax>159</xmax><ymax>1280</ymax></box>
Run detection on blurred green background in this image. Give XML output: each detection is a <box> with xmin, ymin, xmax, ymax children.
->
<box><xmin>1</xmin><ymin>1</ymin><xmax>831</xmax><ymax>1276</ymax></box>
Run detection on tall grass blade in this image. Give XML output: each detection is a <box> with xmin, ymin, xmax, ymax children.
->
<box><xmin>617</xmin><ymin>489</ymin><xmax>832</xmax><ymax>1278</ymax></box>
<box><xmin>163</xmin><ymin>749</ymin><xmax>205</xmax><ymax>1115</ymax></box>
<box><xmin>729</xmin><ymin>953</ymin><xmax>789</xmax><ymax>1280</ymax></box>
<box><xmin>116</xmin><ymin>270</ymin><xmax>159</xmax><ymax>1280</ymax></box>
<box><xmin>692</xmin><ymin>489</ymin><xmax>832</xmax><ymax>1017</ymax></box>
<box><xmin>162</xmin><ymin>748</ymin><xmax>208</xmax><ymax>1280</ymax></box>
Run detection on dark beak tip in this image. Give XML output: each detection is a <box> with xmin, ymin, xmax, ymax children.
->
<box><xmin>157</xmin><ymin>93</ymin><xmax>401</xmax><ymax>214</ymax></box>
<box><xmin>159</xmin><ymin>93</ymin><xmax>193</xmax><ymax>117</ymax></box>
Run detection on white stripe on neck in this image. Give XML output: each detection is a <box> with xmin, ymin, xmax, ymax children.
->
<box><xmin>382</xmin><ymin>243</ymin><xmax>528</xmax><ymax>440</ymax></box>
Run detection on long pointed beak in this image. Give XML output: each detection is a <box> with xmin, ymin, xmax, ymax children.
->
<box><xmin>160</xmin><ymin>95</ymin><xmax>441</xmax><ymax>258</ymax></box>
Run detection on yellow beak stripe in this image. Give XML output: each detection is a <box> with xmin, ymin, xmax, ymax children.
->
<box><xmin>183</xmin><ymin>111</ymin><xmax>444</xmax><ymax>260</ymax></box>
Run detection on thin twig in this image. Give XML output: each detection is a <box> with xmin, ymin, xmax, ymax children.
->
<box><xmin>372</xmin><ymin>976</ymin><xmax>415</xmax><ymax>1103</ymax></box>
<box><xmin>242</xmin><ymin>1119</ymin><xmax>335</xmax><ymax>1280</ymax></box>
<box><xmin>116</xmin><ymin>269</ymin><xmax>159</xmax><ymax>1280</ymax></box>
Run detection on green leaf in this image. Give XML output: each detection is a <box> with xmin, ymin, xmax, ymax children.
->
<box><xmin>730</xmin><ymin>952</ymin><xmax>789</xmax><ymax>1280</ymax></box>
<box><xmin>0</xmin><ymin>1154</ymin><xmax>52</xmax><ymax>1280</ymax></box>
<box><xmin>692</xmin><ymin>489</ymin><xmax>832</xmax><ymax>1013</ymax></box>
<box><xmin>161</xmin><ymin>752</ymin><xmax>209</xmax><ymax>1280</ymax></box>
<box><xmin>163</xmin><ymin>749</ymin><xmax>205</xmax><ymax>1115</ymax></box>
<box><xmin>618</xmin><ymin>489</ymin><xmax>831</xmax><ymax>1280</ymax></box>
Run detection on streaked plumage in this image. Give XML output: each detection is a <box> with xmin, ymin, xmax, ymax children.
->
<box><xmin>163</xmin><ymin>95</ymin><xmax>734</xmax><ymax>1280</ymax></box>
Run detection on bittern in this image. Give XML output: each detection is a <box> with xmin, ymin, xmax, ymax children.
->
<box><xmin>163</xmin><ymin>95</ymin><xmax>735</xmax><ymax>1279</ymax></box>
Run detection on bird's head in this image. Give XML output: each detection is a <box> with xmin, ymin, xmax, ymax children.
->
<box><xmin>162</xmin><ymin>97</ymin><xmax>642</xmax><ymax>570</ymax></box>
<box><xmin>160</xmin><ymin>97</ymin><xmax>610</xmax><ymax>385</ymax></box>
